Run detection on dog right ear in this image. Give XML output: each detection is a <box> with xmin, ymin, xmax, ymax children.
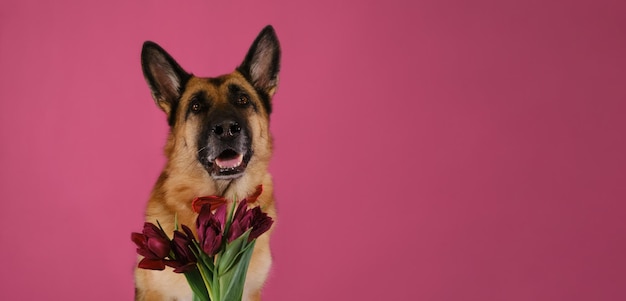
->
<box><xmin>141</xmin><ymin>41</ymin><xmax>190</xmax><ymax>117</ymax></box>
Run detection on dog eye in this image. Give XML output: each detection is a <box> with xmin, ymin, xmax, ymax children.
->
<box><xmin>190</xmin><ymin>100</ymin><xmax>202</xmax><ymax>112</ymax></box>
<box><xmin>236</xmin><ymin>94</ymin><xmax>249</xmax><ymax>106</ymax></box>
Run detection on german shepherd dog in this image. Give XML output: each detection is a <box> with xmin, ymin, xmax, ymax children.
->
<box><xmin>135</xmin><ymin>26</ymin><xmax>280</xmax><ymax>301</ymax></box>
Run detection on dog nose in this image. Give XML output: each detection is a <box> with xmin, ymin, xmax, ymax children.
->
<box><xmin>212</xmin><ymin>120</ymin><xmax>241</xmax><ymax>140</ymax></box>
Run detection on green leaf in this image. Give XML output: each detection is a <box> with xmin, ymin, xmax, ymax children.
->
<box><xmin>196</xmin><ymin>260</ymin><xmax>216</xmax><ymax>301</ymax></box>
<box><xmin>217</xmin><ymin>230</ymin><xmax>251</xmax><ymax>274</ymax></box>
<box><xmin>188</xmin><ymin>241</ymin><xmax>218</xmax><ymax>300</ymax></box>
<box><xmin>174</xmin><ymin>213</ymin><xmax>179</xmax><ymax>232</ymax></box>
<box><xmin>192</xmin><ymin>293</ymin><xmax>206</xmax><ymax>301</ymax></box>
<box><xmin>219</xmin><ymin>240</ymin><xmax>256</xmax><ymax>301</ymax></box>
<box><xmin>184</xmin><ymin>268</ymin><xmax>210</xmax><ymax>301</ymax></box>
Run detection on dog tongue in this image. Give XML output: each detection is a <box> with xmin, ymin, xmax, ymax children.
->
<box><xmin>215</xmin><ymin>153</ymin><xmax>243</xmax><ymax>169</ymax></box>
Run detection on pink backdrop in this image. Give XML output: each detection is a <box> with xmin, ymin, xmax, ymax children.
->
<box><xmin>1</xmin><ymin>0</ymin><xmax>625</xmax><ymax>300</ymax></box>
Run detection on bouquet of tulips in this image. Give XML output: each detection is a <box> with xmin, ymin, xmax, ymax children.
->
<box><xmin>131</xmin><ymin>186</ymin><xmax>273</xmax><ymax>301</ymax></box>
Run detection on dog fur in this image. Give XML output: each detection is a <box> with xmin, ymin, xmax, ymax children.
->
<box><xmin>135</xmin><ymin>25</ymin><xmax>281</xmax><ymax>301</ymax></box>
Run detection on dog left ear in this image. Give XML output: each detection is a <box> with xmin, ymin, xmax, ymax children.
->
<box><xmin>238</xmin><ymin>25</ymin><xmax>281</xmax><ymax>98</ymax></box>
<box><xmin>141</xmin><ymin>41</ymin><xmax>190</xmax><ymax>117</ymax></box>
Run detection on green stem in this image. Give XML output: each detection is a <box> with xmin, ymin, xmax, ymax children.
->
<box><xmin>213</xmin><ymin>261</ymin><xmax>220</xmax><ymax>301</ymax></box>
<box><xmin>223</xmin><ymin>199</ymin><xmax>238</xmax><ymax>244</ymax></box>
<box><xmin>197</xmin><ymin>262</ymin><xmax>216</xmax><ymax>301</ymax></box>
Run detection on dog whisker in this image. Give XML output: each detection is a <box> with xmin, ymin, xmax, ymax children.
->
<box><xmin>197</xmin><ymin>146</ymin><xmax>208</xmax><ymax>154</ymax></box>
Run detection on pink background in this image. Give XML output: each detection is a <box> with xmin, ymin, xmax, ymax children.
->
<box><xmin>1</xmin><ymin>0</ymin><xmax>625</xmax><ymax>300</ymax></box>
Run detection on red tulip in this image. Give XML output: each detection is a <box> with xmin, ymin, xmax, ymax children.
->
<box><xmin>167</xmin><ymin>224</ymin><xmax>198</xmax><ymax>273</ymax></box>
<box><xmin>191</xmin><ymin>185</ymin><xmax>263</xmax><ymax>213</ymax></box>
<box><xmin>227</xmin><ymin>201</ymin><xmax>252</xmax><ymax>242</ymax></box>
<box><xmin>131</xmin><ymin>222</ymin><xmax>171</xmax><ymax>270</ymax></box>
<box><xmin>196</xmin><ymin>203</ymin><xmax>226</xmax><ymax>256</ymax></box>
<box><xmin>192</xmin><ymin>195</ymin><xmax>227</xmax><ymax>214</ymax></box>
<box><xmin>248</xmin><ymin>206</ymin><xmax>273</xmax><ymax>242</ymax></box>
<box><xmin>227</xmin><ymin>200</ymin><xmax>274</xmax><ymax>243</ymax></box>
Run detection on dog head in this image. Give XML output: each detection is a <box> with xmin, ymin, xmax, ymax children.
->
<box><xmin>141</xmin><ymin>26</ymin><xmax>280</xmax><ymax>180</ymax></box>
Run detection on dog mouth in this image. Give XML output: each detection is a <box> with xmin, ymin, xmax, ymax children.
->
<box><xmin>215</xmin><ymin>149</ymin><xmax>243</xmax><ymax>169</ymax></box>
<box><xmin>210</xmin><ymin>149</ymin><xmax>249</xmax><ymax>179</ymax></box>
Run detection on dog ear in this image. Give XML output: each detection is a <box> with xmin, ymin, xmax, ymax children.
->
<box><xmin>141</xmin><ymin>41</ymin><xmax>190</xmax><ymax>116</ymax></box>
<box><xmin>238</xmin><ymin>25</ymin><xmax>281</xmax><ymax>98</ymax></box>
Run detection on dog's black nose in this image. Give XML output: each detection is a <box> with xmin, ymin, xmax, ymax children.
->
<box><xmin>212</xmin><ymin>120</ymin><xmax>241</xmax><ymax>140</ymax></box>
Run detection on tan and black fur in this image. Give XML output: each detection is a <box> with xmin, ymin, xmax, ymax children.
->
<box><xmin>135</xmin><ymin>26</ymin><xmax>280</xmax><ymax>301</ymax></box>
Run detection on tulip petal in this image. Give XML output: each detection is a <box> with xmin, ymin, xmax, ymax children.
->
<box><xmin>197</xmin><ymin>205</ymin><xmax>213</xmax><ymax>243</ymax></box>
<box><xmin>138</xmin><ymin>258</ymin><xmax>166</xmax><ymax>270</ymax></box>
<box><xmin>240</xmin><ymin>209</ymin><xmax>253</xmax><ymax>230</ymax></box>
<box><xmin>170</xmin><ymin>231</ymin><xmax>197</xmax><ymax>268</ymax></box>
<box><xmin>137</xmin><ymin>248</ymin><xmax>156</xmax><ymax>259</ymax></box>
<box><xmin>192</xmin><ymin>195</ymin><xmax>227</xmax><ymax>213</ymax></box>
<box><xmin>214</xmin><ymin>204</ymin><xmax>227</xmax><ymax>227</ymax></box>
<box><xmin>228</xmin><ymin>220</ymin><xmax>245</xmax><ymax>243</ymax></box>
<box><xmin>173</xmin><ymin>262</ymin><xmax>197</xmax><ymax>273</ymax></box>
<box><xmin>196</xmin><ymin>205</ymin><xmax>224</xmax><ymax>256</ymax></box>
<box><xmin>147</xmin><ymin>237</ymin><xmax>171</xmax><ymax>258</ymax></box>
<box><xmin>209</xmin><ymin>233</ymin><xmax>223</xmax><ymax>256</ymax></box>
<box><xmin>131</xmin><ymin>232</ymin><xmax>146</xmax><ymax>248</ymax></box>
<box><xmin>232</xmin><ymin>200</ymin><xmax>249</xmax><ymax>222</ymax></box>
<box><xmin>245</xmin><ymin>185</ymin><xmax>263</xmax><ymax>203</ymax></box>
<box><xmin>181</xmin><ymin>224</ymin><xmax>195</xmax><ymax>241</ymax></box>
<box><xmin>249</xmin><ymin>207</ymin><xmax>274</xmax><ymax>241</ymax></box>
<box><xmin>143</xmin><ymin>222</ymin><xmax>169</xmax><ymax>240</ymax></box>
